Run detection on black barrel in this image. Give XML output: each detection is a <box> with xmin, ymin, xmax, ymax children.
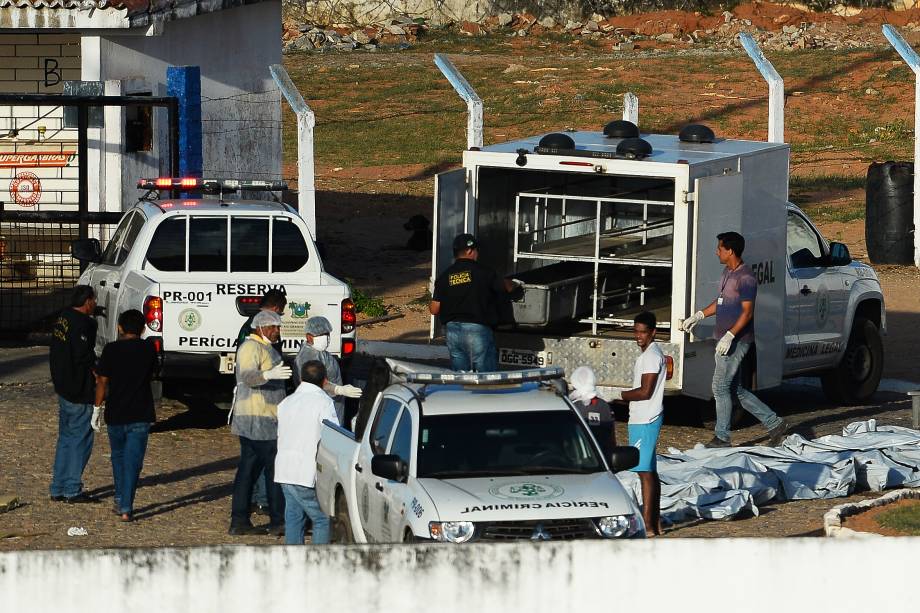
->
<box><xmin>865</xmin><ymin>161</ymin><xmax>914</xmax><ymax>264</ymax></box>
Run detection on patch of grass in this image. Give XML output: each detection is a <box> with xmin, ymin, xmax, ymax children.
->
<box><xmin>790</xmin><ymin>174</ymin><xmax>865</xmax><ymax>193</ymax></box>
<box><xmin>347</xmin><ymin>282</ymin><xmax>388</xmax><ymax>318</ymax></box>
<box><xmin>875</xmin><ymin>501</ymin><xmax>920</xmax><ymax>535</ymax></box>
<box><xmin>800</xmin><ymin>204</ymin><xmax>864</xmax><ymax>223</ymax></box>
<box><xmin>791</xmin><ymin>174</ymin><xmax>865</xmax><ymax>222</ymax></box>
<box><xmin>407</xmin><ymin>290</ymin><xmax>431</xmax><ymax>306</ymax></box>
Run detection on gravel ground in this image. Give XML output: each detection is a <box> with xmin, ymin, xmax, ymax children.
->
<box><xmin>0</xmin><ymin>347</ymin><xmax>913</xmax><ymax>550</ymax></box>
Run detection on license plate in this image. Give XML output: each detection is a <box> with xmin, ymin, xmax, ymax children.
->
<box><xmin>219</xmin><ymin>353</ymin><xmax>236</xmax><ymax>374</ymax></box>
<box><xmin>498</xmin><ymin>348</ymin><xmax>549</xmax><ymax>367</ymax></box>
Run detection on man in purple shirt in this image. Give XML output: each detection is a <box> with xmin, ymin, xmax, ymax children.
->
<box><xmin>679</xmin><ymin>232</ymin><xmax>788</xmax><ymax>448</ymax></box>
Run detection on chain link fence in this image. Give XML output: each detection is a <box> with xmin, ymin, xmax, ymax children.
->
<box><xmin>0</xmin><ymin>210</ymin><xmax>120</xmax><ymax>336</ymax></box>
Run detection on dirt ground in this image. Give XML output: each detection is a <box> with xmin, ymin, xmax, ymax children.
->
<box><xmin>0</xmin><ymin>347</ymin><xmax>914</xmax><ymax>549</ymax></box>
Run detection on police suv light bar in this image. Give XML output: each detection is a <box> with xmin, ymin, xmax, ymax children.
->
<box><xmin>137</xmin><ymin>178</ymin><xmax>288</xmax><ymax>192</ymax></box>
<box><xmin>405</xmin><ymin>366</ymin><xmax>564</xmax><ymax>386</ymax></box>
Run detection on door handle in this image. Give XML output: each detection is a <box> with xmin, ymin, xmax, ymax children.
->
<box><xmin>99</xmin><ymin>280</ymin><xmax>106</xmax><ymax>287</ymax></box>
<box><xmin>354</xmin><ymin>463</ymin><xmax>363</xmax><ymax>473</ymax></box>
<box><xmin>113</xmin><ymin>282</ymin><xmax>120</xmax><ymax>289</ymax></box>
<box><xmin>800</xmin><ymin>286</ymin><xmax>812</xmax><ymax>296</ymax></box>
<box><xmin>375</xmin><ymin>483</ymin><xmax>384</xmax><ymax>492</ymax></box>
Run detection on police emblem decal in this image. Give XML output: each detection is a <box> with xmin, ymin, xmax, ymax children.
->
<box><xmin>178</xmin><ymin>308</ymin><xmax>201</xmax><ymax>331</ymax></box>
<box><xmin>489</xmin><ymin>482</ymin><xmax>564</xmax><ymax>501</ymax></box>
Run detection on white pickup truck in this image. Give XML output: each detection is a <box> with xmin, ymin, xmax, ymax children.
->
<box><xmin>70</xmin><ymin>178</ymin><xmax>356</xmax><ymax>380</ymax></box>
<box><xmin>316</xmin><ymin>365</ymin><xmax>646</xmax><ymax>543</ymax></box>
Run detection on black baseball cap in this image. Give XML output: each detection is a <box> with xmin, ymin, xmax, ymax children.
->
<box><xmin>452</xmin><ymin>233</ymin><xmax>479</xmax><ymax>252</ymax></box>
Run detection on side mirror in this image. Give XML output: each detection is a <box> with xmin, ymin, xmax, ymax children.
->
<box><xmin>828</xmin><ymin>242</ymin><xmax>852</xmax><ymax>267</ymax></box>
<box><xmin>371</xmin><ymin>454</ymin><xmax>408</xmax><ymax>483</ymax></box>
<box><xmin>609</xmin><ymin>446</ymin><xmax>640</xmax><ymax>473</ymax></box>
<box><xmin>71</xmin><ymin>238</ymin><xmax>102</xmax><ymax>263</ymax></box>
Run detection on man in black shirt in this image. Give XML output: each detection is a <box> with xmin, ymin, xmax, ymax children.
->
<box><xmin>49</xmin><ymin>285</ymin><xmax>100</xmax><ymax>504</ymax></box>
<box><xmin>95</xmin><ymin>309</ymin><xmax>158</xmax><ymax>522</ymax></box>
<box><xmin>430</xmin><ymin>234</ymin><xmax>516</xmax><ymax>372</ymax></box>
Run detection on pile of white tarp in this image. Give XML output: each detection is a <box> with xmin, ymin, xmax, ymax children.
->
<box><xmin>617</xmin><ymin>420</ymin><xmax>920</xmax><ymax>524</ymax></box>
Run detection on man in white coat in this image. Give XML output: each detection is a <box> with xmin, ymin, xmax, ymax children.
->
<box><xmin>275</xmin><ymin>360</ymin><xmax>338</xmax><ymax>545</ymax></box>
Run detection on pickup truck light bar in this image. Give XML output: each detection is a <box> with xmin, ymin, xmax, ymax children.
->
<box><xmin>405</xmin><ymin>366</ymin><xmax>564</xmax><ymax>386</ymax></box>
<box><xmin>137</xmin><ymin>177</ymin><xmax>288</xmax><ymax>193</ymax></box>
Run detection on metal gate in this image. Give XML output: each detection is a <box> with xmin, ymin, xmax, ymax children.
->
<box><xmin>0</xmin><ymin>94</ymin><xmax>179</xmax><ymax>336</ymax></box>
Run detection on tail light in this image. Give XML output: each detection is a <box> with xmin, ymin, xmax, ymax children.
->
<box><xmin>144</xmin><ymin>295</ymin><xmax>163</xmax><ymax>332</ymax></box>
<box><xmin>236</xmin><ymin>296</ymin><xmax>261</xmax><ymax>316</ymax></box>
<box><xmin>665</xmin><ymin>355</ymin><xmax>674</xmax><ymax>380</ymax></box>
<box><xmin>341</xmin><ymin>298</ymin><xmax>356</xmax><ymax>333</ymax></box>
<box><xmin>342</xmin><ymin>338</ymin><xmax>356</xmax><ymax>356</ymax></box>
<box><xmin>150</xmin><ymin>336</ymin><xmax>163</xmax><ymax>353</ymax></box>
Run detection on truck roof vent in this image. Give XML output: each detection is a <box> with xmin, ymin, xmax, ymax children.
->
<box><xmin>679</xmin><ymin>124</ymin><xmax>716</xmax><ymax>143</ymax></box>
<box><xmin>616</xmin><ymin>137</ymin><xmax>653</xmax><ymax>160</ymax></box>
<box><xmin>603</xmin><ymin>120</ymin><xmax>639</xmax><ymax>139</ymax></box>
<box><xmin>537</xmin><ymin>132</ymin><xmax>576</xmax><ymax>151</ymax></box>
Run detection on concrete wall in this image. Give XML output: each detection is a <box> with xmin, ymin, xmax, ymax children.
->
<box><xmin>0</xmin><ymin>538</ymin><xmax>916</xmax><ymax>611</ymax></box>
<box><xmin>0</xmin><ymin>33</ymin><xmax>80</xmax><ymax>212</ymax></box>
<box><xmin>84</xmin><ymin>0</ymin><xmax>282</xmax><ymax>213</ymax></box>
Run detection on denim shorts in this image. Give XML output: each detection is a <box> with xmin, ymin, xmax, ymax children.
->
<box><xmin>628</xmin><ymin>415</ymin><xmax>663</xmax><ymax>473</ymax></box>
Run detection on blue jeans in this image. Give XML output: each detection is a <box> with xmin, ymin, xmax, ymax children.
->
<box><xmin>252</xmin><ymin>471</ymin><xmax>268</xmax><ymax>507</ymax></box>
<box><xmin>108</xmin><ymin>422</ymin><xmax>150</xmax><ymax>514</ymax></box>
<box><xmin>281</xmin><ymin>483</ymin><xmax>330</xmax><ymax>545</ymax></box>
<box><xmin>445</xmin><ymin>321</ymin><xmax>498</xmax><ymax>372</ymax></box>
<box><xmin>712</xmin><ymin>340</ymin><xmax>782</xmax><ymax>442</ymax></box>
<box><xmin>231</xmin><ymin>437</ymin><xmax>284</xmax><ymax>527</ymax></box>
<box><xmin>50</xmin><ymin>397</ymin><xmax>94</xmax><ymax>498</ymax></box>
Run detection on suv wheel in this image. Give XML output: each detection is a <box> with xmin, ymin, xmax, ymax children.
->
<box><xmin>820</xmin><ymin>318</ymin><xmax>883</xmax><ymax>405</ymax></box>
<box><xmin>333</xmin><ymin>492</ymin><xmax>355</xmax><ymax>544</ymax></box>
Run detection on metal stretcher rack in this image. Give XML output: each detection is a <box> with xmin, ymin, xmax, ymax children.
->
<box><xmin>512</xmin><ymin>185</ymin><xmax>674</xmax><ymax>335</ymax></box>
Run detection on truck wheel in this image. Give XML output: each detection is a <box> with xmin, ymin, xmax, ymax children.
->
<box><xmin>333</xmin><ymin>493</ymin><xmax>354</xmax><ymax>544</ymax></box>
<box><xmin>820</xmin><ymin>318</ymin><xmax>883</xmax><ymax>405</ymax></box>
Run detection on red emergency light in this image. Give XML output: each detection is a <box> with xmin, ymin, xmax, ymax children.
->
<box><xmin>137</xmin><ymin>178</ymin><xmax>288</xmax><ymax>193</ymax></box>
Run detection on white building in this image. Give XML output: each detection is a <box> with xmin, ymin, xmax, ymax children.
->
<box><xmin>0</xmin><ymin>0</ymin><xmax>282</xmax><ymax>215</ymax></box>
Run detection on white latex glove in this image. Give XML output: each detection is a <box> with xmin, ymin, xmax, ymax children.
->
<box><xmin>91</xmin><ymin>405</ymin><xmax>103</xmax><ymax>432</ymax></box>
<box><xmin>263</xmin><ymin>364</ymin><xmax>292</xmax><ymax>380</ymax></box>
<box><xmin>334</xmin><ymin>384</ymin><xmax>362</xmax><ymax>399</ymax></box>
<box><xmin>510</xmin><ymin>278</ymin><xmax>525</xmax><ymax>288</ymax></box>
<box><xmin>715</xmin><ymin>331</ymin><xmax>735</xmax><ymax>356</ymax></box>
<box><xmin>609</xmin><ymin>388</ymin><xmax>624</xmax><ymax>401</ymax></box>
<box><xmin>679</xmin><ymin>310</ymin><xmax>705</xmax><ymax>333</ymax></box>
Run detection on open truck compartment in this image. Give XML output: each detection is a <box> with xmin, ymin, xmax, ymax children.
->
<box><xmin>431</xmin><ymin>129</ymin><xmax>790</xmax><ymax>396</ymax></box>
<box><xmin>474</xmin><ymin>167</ymin><xmax>675</xmax><ymax>333</ymax></box>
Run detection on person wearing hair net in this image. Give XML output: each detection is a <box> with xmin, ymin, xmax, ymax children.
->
<box><xmin>569</xmin><ymin>366</ymin><xmax>616</xmax><ymax>459</ymax></box>
<box><xmin>228</xmin><ymin>309</ymin><xmax>291</xmax><ymax>536</ymax></box>
<box><xmin>295</xmin><ymin>316</ymin><xmax>360</xmax><ymax>424</ymax></box>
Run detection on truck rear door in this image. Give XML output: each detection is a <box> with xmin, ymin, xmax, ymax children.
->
<box><xmin>431</xmin><ymin>168</ymin><xmax>467</xmax><ymax>338</ymax></box>
<box><xmin>159</xmin><ymin>281</ymin><xmax>346</xmax><ymax>355</ymax></box>
<box><xmin>144</xmin><ymin>212</ymin><xmax>346</xmax><ymax>357</ymax></box>
<box><xmin>682</xmin><ymin>173</ymin><xmax>743</xmax><ymax>399</ymax></box>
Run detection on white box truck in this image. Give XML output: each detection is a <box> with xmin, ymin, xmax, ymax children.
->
<box><xmin>367</xmin><ymin>123</ymin><xmax>885</xmax><ymax>405</ymax></box>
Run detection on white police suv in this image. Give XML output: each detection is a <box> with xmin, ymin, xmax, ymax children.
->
<box><xmin>70</xmin><ymin>178</ymin><xmax>355</xmax><ymax>380</ymax></box>
<box><xmin>316</xmin><ymin>364</ymin><xmax>645</xmax><ymax>543</ymax></box>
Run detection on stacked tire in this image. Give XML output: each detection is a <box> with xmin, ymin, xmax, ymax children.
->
<box><xmin>865</xmin><ymin>161</ymin><xmax>913</xmax><ymax>265</ymax></box>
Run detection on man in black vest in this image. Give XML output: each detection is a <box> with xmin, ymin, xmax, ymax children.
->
<box><xmin>49</xmin><ymin>285</ymin><xmax>101</xmax><ymax>503</ymax></box>
<box><xmin>430</xmin><ymin>234</ymin><xmax>516</xmax><ymax>372</ymax></box>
